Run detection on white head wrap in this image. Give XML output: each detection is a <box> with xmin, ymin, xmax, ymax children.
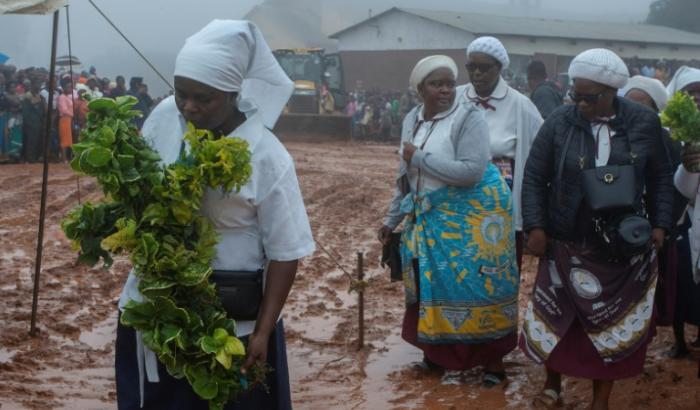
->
<box><xmin>624</xmin><ymin>75</ymin><xmax>668</xmax><ymax>111</ymax></box>
<box><xmin>409</xmin><ymin>55</ymin><xmax>458</xmax><ymax>92</ymax></box>
<box><xmin>666</xmin><ymin>66</ymin><xmax>700</xmax><ymax>96</ymax></box>
<box><xmin>175</xmin><ymin>20</ymin><xmax>293</xmax><ymax>128</ymax></box>
<box><xmin>466</xmin><ymin>36</ymin><xmax>510</xmax><ymax>69</ymax></box>
<box><xmin>568</xmin><ymin>48</ymin><xmax>629</xmax><ymax>89</ymax></box>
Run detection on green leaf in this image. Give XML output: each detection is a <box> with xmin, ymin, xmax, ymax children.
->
<box><xmin>192</xmin><ymin>374</ymin><xmax>218</xmax><ymax>400</ymax></box>
<box><xmin>223</xmin><ymin>337</ymin><xmax>245</xmax><ymax>356</ymax></box>
<box><xmin>120</xmin><ymin>300</ymin><xmax>156</xmax><ymax>328</ymax></box>
<box><xmin>176</xmin><ymin>262</ymin><xmax>212</xmax><ymax>286</ymax></box>
<box><xmin>170</xmin><ymin>201</ymin><xmax>193</xmax><ymax>224</ymax></box>
<box><xmin>83</xmin><ymin>147</ymin><xmax>113</xmax><ymax>168</ymax></box>
<box><xmin>215</xmin><ymin>349</ymin><xmax>232</xmax><ymax>370</ymax></box>
<box><xmin>200</xmin><ymin>335</ymin><xmax>220</xmax><ymax>354</ymax></box>
<box><xmin>139</xmin><ymin>277</ymin><xmax>177</xmax><ymax>295</ymax></box>
<box><xmin>88</xmin><ymin>98</ymin><xmax>118</xmax><ymax>112</ymax></box>
<box><xmin>161</xmin><ymin>324</ymin><xmax>183</xmax><ymax>345</ymax></box>
<box><xmin>101</xmin><ymin>218</ymin><xmax>138</xmax><ymax>252</ymax></box>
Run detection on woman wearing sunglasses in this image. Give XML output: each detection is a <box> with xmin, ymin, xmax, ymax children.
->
<box><xmin>458</xmin><ymin>36</ymin><xmax>543</xmax><ymax>272</ymax></box>
<box><xmin>520</xmin><ymin>49</ymin><xmax>674</xmax><ymax>409</ymax></box>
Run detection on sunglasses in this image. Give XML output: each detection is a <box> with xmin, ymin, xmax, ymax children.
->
<box><xmin>568</xmin><ymin>90</ymin><xmax>606</xmax><ymax>104</ymax></box>
<box><xmin>465</xmin><ymin>63</ymin><xmax>497</xmax><ymax>73</ymax></box>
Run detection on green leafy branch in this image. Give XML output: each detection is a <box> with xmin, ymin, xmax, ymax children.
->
<box><xmin>661</xmin><ymin>91</ymin><xmax>700</xmax><ymax>143</ymax></box>
<box><xmin>61</xmin><ymin>96</ymin><xmax>262</xmax><ymax>409</ymax></box>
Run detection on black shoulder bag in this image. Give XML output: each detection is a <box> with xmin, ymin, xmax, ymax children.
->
<box><xmin>558</xmin><ymin>125</ymin><xmax>651</xmax><ymax>258</ymax></box>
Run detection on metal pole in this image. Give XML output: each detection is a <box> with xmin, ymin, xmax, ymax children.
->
<box><xmin>30</xmin><ymin>10</ymin><xmax>60</xmax><ymax>336</ymax></box>
<box><xmin>357</xmin><ymin>252</ymin><xmax>364</xmax><ymax>350</ymax></box>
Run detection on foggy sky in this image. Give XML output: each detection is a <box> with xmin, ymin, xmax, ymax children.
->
<box><xmin>0</xmin><ymin>0</ymin><xmax>655</xmax><ymax>97</ymax></box>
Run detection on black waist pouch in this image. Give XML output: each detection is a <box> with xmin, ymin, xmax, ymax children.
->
<box><xmin>381</xmin><ymin>231</ymin><xmax>403</xmax><ymax>282</ymax></box>
<box><xmin>211</xmin><ymin>269</ymin><xmax>263</xmax><ymax>321</ymax></box>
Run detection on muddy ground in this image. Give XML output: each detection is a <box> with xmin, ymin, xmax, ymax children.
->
<box><xmin>1</xmin><ymin>141</ymin><xmax>699</xmax><ymax>409</ymax></box>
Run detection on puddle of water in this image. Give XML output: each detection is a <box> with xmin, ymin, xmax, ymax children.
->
<box><xmin>360</xmin><ymin>331</ymin><xmax>423</xmax><ymax>409</ymax></box>
<box><xmin>79</xmin><ymin>316</ymin><xmax>117</xmax><ymax>349</ymax></box>
<box><xmin>2</xmin><ymin>248</ymin><xmax>27</xmax><ymax>262</ymax></box>
<box><xmin>0</xmin><ymin>347</ymin><xmax>17</xmax><ymax>363</ymax></box>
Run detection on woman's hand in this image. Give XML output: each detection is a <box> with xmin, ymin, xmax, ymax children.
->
<box><xmin>526</xmin><ymin>228</ymin><xmax>548</xmax><ymax>257</ymax></box>
<box><xmin>402</xmin><ymin>142</ymin><xmax>417</xmax><ymax>164</ymax></box>
<box><xmin>681</xmin><ymin>144</ymin><xmax>700</xmax><ymax>172</ymax></box>
<box><xmin>378</xmin><ymin>225</ymin><xmax>393</xmax><ymax>245</ymax></box>
<box><xmin>652</xmin><ymin>228</ymin><xmax>665</xmax><ymax>251</ymax></box>
<box><xmin>240</xmin><ymin>260</ymin><xmax>297</xmax><ymax>374</ymax></box>
<box><xmin>241</xmin><ymin>331</ymin><xmax>268</xmax><ymax>375</ymax></box>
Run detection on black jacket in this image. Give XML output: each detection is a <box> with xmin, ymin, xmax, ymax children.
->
<box><xmin>530</xmin><ymin>80</ymin><xmax>564</xmax><ymax>119</ymax></box>
<box><xmin>521</xmin><ymin>97</ymin><xmax>674</xmax><ymax>241</ymax></box>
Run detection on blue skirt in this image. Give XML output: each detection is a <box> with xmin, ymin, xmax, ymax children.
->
<box><xmin>115</xmin><ymin>316</ymin><xmax>292</xmax><ymax>410</ymax></box>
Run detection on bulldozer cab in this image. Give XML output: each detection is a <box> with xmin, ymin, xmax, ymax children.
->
<box><xmin>273</xmin><ymin>48</ymin><xmax>345</xmax><ymax>113</ymax></box>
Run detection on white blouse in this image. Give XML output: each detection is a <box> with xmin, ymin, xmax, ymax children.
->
<box><xmin>119</xmin><ymin>96</ymin><xmax>315</xmax><ymax>337</ymax></box>
<box><xmin>403</xmin><ymin>104</ymin><xmax>461</xmax><ymax>193</ymax></box>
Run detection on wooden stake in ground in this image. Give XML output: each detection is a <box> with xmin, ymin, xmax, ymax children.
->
<box><xmin>357</xmin><ymin>251</ymin><xmax>364</xmax><ymax>350</ymax></box>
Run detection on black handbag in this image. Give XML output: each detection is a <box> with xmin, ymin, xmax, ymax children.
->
<box><xmin>557</xmin><ymin>127</ymin><xmax>650</xmax><ymax>258</ymax></box>
<box><xmin>211</xmin><ymin>269</ymin><xmax>263</xmax><ymax>321</ymax></box>
<box><xmin>581</xmin><ymin>164</ymin><xmax>636</xmax><ymax>211</ymax></box>
<box><xmin>381</xmin><ymin>231</ymin><xmax>402</xmax><ymax>282</ymax></box>
<box><xmin>598</xmin><ymin>214</ymin><xmax>652</xmax><ymax>258</ymax></box>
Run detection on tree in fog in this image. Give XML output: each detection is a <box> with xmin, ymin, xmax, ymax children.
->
<box><xmin>647</xmin><ymin>0</ymin><xmax>700</xmax><ymax>33</ymax></box>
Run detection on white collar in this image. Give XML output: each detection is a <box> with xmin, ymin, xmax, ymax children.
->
<box><xmin>465</xmin><ymin>76</ymin><xmax>509</xmax><ymax>100</ymax></box>
<box><xmin>417</xmin><ymin>98</ymin><xmax>459</xmax><ymax>122</ymax></box>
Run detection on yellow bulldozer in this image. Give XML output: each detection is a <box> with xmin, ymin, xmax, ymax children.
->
<box><xmin>273</xmin><ymin>48</ymin><xmax>345</xmax><ymax>113</ymax></box>
<box><xmin>272</xmin><ymin>48</ymin><xmax>352</xmax><ymax>139</ymax></box>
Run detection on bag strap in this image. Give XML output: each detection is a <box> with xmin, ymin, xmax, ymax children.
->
<box><xmin>556</xmin><ymin>127</ymin><xmax>575</xmax><ymax>204</ymax></box>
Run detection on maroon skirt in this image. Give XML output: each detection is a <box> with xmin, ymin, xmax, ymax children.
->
<box><xmin>521</xmin><ymin>318</ymin><xmax>655</xmax><ymax>380</ymax></box>
<box><xmin>402</xmin><ymin>304</ymin><xmax>517</xmax><ymax>370</ymax></box>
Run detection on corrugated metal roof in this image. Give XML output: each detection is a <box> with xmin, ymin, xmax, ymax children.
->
<box><xmin>331</xmin><ymin>7</ymin><xmax>700</xmax><ymax>47</ymax></box>
<box><xmin>0</xmin><ymin>0</ymin><xmax>67</xmax><ymax>15</ymax></box>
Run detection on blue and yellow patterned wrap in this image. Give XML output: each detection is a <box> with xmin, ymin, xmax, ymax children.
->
<box><xmin>400</xmin><ymin>163</ymin><xmax>519</xmax><ymax>344</ymax></box>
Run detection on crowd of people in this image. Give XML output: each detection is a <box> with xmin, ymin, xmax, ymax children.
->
<box><xmin>378</xmin><ymin>37</ymin><xmax>700</xmax><ymax>410</ymax></box>
<box><xmin>344</xmin><ymin>88</ymin><xmax>420</xmax><ymax>140</ymax></box>
<box><xmin>5</xmin><ymin>17</ymin><xmax>700</xmax><ymax>410</ymax></box>
<box><xmin>0</xmin><ymin>64</ymin><xmax>163</xmax><ymax>163</ymax></box>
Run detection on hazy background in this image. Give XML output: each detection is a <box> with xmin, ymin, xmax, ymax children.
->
<box><xmin>0</xmin><ymin>0</ymin><xmax>656</xmax><ymax>97</ymax></box>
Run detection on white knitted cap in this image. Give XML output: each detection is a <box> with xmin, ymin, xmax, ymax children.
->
<box><xmin>466</xmin><ymin>36</ymin><xmax>510</xmax><ymax>69</ymax></box>
<box><xmin>568</xmin><ymin>48</ymin><xmax>629</xmax><ymax>89</ymax></box>
<box><xmin>409</xmin><ymin>55</ymin><xmax>458</xmax><ymax>92</ymax></box>
<box><xmin>624</xmin><ymin>75</ymin><xmax>668</xmax><ymax>111</ymax></box>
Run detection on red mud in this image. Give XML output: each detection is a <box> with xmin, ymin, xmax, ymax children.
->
<box><xmin>0</xmin><ymin>142</ymin><xmax>699</xmax><ymax>409</ymax></box>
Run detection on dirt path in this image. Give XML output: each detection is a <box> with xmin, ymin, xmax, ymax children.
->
<box><xmin>1</xmin><ymin>142</ymin><xmax>699</xmax><ymax>409</ymax></box>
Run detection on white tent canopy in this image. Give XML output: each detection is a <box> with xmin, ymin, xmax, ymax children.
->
<box><xmin>0</xmin><ymin>0</ymin><xmax>67</xmax><ymax>15</ymax></box>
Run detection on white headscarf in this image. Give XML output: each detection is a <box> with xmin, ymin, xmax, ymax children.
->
<box><xmin>568</xmin><ymin>48</ymin><xmax>629</xmax><ymax>89</ymax></box>
<box><xmin>409</xmin><ymin>55</ymin><xmax>458</xmax><ymax>92</ymax></box>
<box><xmin>175</xmin><ymin>20</ymin><xmax>293</xmax><ymax>128</ymax></box>
<box><xmin>466</xmin><ymin>36</ymin><xmax>510</xmax><ymax>69</ymax></box>
<box><xmin>666</xmin><ymin>66</ymin><xmax>700</xmax><ymax>96</ymax></box>
<box><xmin>624</xmin><ymin>75</ymin><xmax>669</xmax><ymax>111</ymax></box>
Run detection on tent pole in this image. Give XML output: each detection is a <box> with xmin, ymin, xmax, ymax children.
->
<box><xmin>30</xmin><ymin>9</ymin><xmax>60</xmax><ymax>336</ymax></box>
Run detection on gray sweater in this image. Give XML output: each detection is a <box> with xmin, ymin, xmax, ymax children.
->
<box><xmin>383</xmin><ymin>100</ymin><xmax>491</xmax><ymax>229</ymax></box>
